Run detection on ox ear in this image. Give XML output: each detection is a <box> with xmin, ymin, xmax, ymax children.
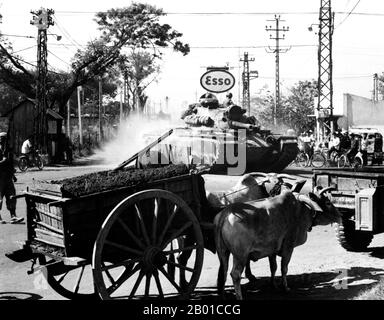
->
<box><xmin>299</xmin><ymin>195</ymin><xmax>323</xmax><ymax>213</ymax></box>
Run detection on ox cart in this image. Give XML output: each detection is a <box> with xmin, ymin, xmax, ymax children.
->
<box><xmin>8</xmin><ymin>163</ymin><xmax>221</xmax><ymax>300</ymax></box>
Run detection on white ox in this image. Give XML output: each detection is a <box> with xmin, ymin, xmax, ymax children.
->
<box><xmin>214</xmin><ymin>187</ymin><xmax>341</xmax><ymax>300</ymax></box>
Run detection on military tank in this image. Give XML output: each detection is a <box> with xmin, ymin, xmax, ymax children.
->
<box><xmin>136</xmin><ymin>94</ymin><xmax>299</xmax><ymax>175</ymax></box>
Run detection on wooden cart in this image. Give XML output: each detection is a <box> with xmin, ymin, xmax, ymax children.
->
<box><xmin>13</xmin><ymin>168</ymin><xmax>215</xmax><ymax>300</ymax></box>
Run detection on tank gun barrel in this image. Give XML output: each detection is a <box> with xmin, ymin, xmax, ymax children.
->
<box><xmin>228</xmin><ymin>121</ymin><xmax>259</xmax><ymax>131</ymax></box>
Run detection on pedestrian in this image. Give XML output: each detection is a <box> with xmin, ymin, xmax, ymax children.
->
<box><xmin>360</xmin><ymin>133</ymin><xmax>369</xmax><ymax>165</ymax></box>
<box><xmin>0</xmin><ymin>132</ymin><xmax>23</xmax><ymax>224</ymax></box>
<box><xmin>328</xmin><ymin>133</ymin><xmax>340</xmax><ymax>158</ymax></box>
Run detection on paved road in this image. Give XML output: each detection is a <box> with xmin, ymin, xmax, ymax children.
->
<box><xmin>1</xmin><ymin>164</ymin><xmax>384</xmax><ymax>300</ymax></box>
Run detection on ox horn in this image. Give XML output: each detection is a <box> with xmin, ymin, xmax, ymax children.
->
<box><xmin>319</xmin><ymin>186</ymin><xmax>336</xmax><ymax>196</ymax></box>
<box><xmin>298</xmin><ymin>195</ymin><xmax>323</xmax><ymax>213</ymax></box>
<box><xmin>276</xmin><ymin>173</ymin><xmax>296</xmax><ymax>180</ymax></box>
<box><xmin>249</xmin><ymin>172</ymin><xmax>268</xmax><ymax>177</ymax></box>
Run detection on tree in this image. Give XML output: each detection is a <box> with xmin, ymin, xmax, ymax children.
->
<box><xmin>250</xmin><ymin>81</ymin><xmax>317</xmax><ymax>133</ymax></box>
<box><xmin>0</xmin><ymin>2</ymin><xmax>190</xmax><ymax>116</ymax></box>
<box><xmin>117</xmin><ymin>49</ymin><xmax>160</xmax><ymax>113</ymax></box>
<box><xmin>0</xmin><ymin>83</ymin><xmax>25</xmax><ymax>116</ymax></box>
<box><xmin>281</xmin><ymin>80</ymin><xmax>317</xmax><ymax>133</ymax></box>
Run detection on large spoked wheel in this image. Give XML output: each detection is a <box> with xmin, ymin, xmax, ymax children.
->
<box><xmin>35</xmin><ymin>156</ymin><xmax>44</xmax><ymax>170</ymax></box>
<box><xmin>296</xmin><ymin>152</ymin><xmax>309</xmax><ymax>167</ymax></box>
<box><xmin>18</xmin><ymin>157</ymin><xmax>28</xmax><ymax>172</ymax></box>
<box><xmin>38</xmin><ymin>256</ymin><xmax>98</xmax><ymax>300</ymax></box>
<box><xmin>311</xmin><ymin>152</ymin><xmax>326</xmax><ymax>168</ymax></box>
<box><xmin>92</xmin><ymin>189</ymin><xmax>204</xmax><ymax>300</ymax></box>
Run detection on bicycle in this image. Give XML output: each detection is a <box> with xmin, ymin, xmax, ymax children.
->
<box><xmin>18</xmin><ymin>150</ymin><xmax>44</xmax><ymax>172</ymax></box>
<box><xmin>327</xmin><ymin>150</ymin><xmax>343</xmax><ymax>167</ymax></box>
<box><xmin>293</xmin><ymin>150</ymin><xmax>326</xmax><ymax>168</ymax></box>
<box><xmin>337</xmin><ymin>151</ymin><xmax>363</xmax><ymax>169</ymax></box>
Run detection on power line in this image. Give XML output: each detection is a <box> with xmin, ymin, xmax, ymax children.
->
<box><xmin>0</xmin><ymin>33</ymin><xmax>35</xmax><ymax>39</ymax></box>
<box><xmin>53</xmin><ymin>10</ymin><xmax>384</xmax><ymax>16</ymax></box>
<box><xmin>47</xmin><ymin>49</ymin><xmax>71</xmax><ymax>66</ymax></box>
<box><xmin>52</xmin><ymin>15</ymin><xmax>83</xmax><ymax>49</ymax></box>
<box><xmin>335</xmin><ymin>0</ymin><xmax>361</xmax><ymax>29</ymax></box>
<box><xmin>13</xmin><ymin>45</ymin><xmax>37</xmax><ymax>54</ymax></box>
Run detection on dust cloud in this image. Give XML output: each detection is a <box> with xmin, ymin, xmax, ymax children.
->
<box><xmin>93</xmin><ymin>112</ymin><xmax>184</xmax><ymax>167</ymax></box>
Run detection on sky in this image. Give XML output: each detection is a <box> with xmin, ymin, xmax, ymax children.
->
<box><xmin>1</xmin><ymin>0</ymin><xmax>384</xmax><ymax>115</ymax></box>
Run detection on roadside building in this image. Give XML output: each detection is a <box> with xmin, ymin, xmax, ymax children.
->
<box><xmin>5</xmin><ymin>98</ymin><xmax>64</xmax><ymax>163</ymax></box>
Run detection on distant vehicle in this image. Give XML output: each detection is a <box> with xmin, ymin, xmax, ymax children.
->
<box><xmin>18</xmin><ymin>150</ymin><xmax>44</xmax><ymax>172</ymax></box>
<box><xmin>349</xmin><ymin>128</ymin><xmax>383</xmax><ymax>165</ymax></box>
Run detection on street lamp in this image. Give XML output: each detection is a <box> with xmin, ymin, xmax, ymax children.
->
<box><xmin>308</xmin><ymin>24</ymin><xmax>319</xmax><ymax>33</ymax></box>
<box><xmin>48</xmin><ymin>32</ymin><xmax>62</xmax><ymax>41</ymax></box>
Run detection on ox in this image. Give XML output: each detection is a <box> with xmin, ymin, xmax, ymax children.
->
<box><xmin>205</xmin><ymin>172</ymin><xmax>305</xmax><ymax>283</ymax></box>
<box><xmin>214</xmin><ymin>187</ymin><xmax>341</xmax><ymax>300</ymax></box>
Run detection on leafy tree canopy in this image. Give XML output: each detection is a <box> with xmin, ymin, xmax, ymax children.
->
<box><xmin>0</xmin><ymin>2</ymin><xmax>189</xmax><ymax>115</ymax></box>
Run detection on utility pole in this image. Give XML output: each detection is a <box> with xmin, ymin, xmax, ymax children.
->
<box><xmin>266</xmin><ymin>15</ymin><xmax>290</xmax><ymax>126</ymax></box>
<box><xmin>240</xmin><ymin>52</ymin><xmax>258</xmax><ymax>116</ymax></box>
<box><xmin>30</xmin><ymin>8</ymin><xmax>54</xmax><ymax>154</ymax></box>
<box><xmin>240</xmin><ymin>52</ymin><xmax>253</xmax><ymax>115</ymax></box>
<box><xmin>77</xmin><ymin>86</ymin><xmax>83</xmax><ymax>146</ymax></box>
<box><xmin>98</xmin><ymin>76</ymin><xmax>103</xmax><ymax>142</ymax></box>
<box><xmin>165</xmin><ymin>96</ymin><xmax>169</xmax><ymax>113</ymax></box>
<box><xmin>373</xmin><ymin>73</ymin><xmax>379</xmax><ymax>102</ymax></box>
<box><xmin>316</xmin><ymin>0</ymin><xmax>334</xmax><ymax>142</ymax></box>
<box><xmin>67</xmin><ymin>100</ymin><xmax>71</xmax><ymax>138</ymax></box>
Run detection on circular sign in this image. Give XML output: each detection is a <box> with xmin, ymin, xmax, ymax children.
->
<box><xmin>200</xmin><ymin>70</ymin><xmax>235</xmax><ymax>93</ymax></box>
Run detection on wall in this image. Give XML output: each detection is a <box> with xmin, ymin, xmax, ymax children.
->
<box><xmin>343</xmin><ymin>93</ymin><xmax>384</xmax><ymax>130</ymax></box>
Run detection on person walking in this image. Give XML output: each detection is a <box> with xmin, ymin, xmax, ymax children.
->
<box><xmin>0</xmin><ymin>132</ymin><xmax>23</xmax><ymax>224</ymax></box>
<box><xmin>360</xmin><ymin>133</ymin><xmax>369</xmax><ymax>166</ymax></box>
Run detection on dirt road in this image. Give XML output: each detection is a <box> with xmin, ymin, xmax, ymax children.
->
<box><xmin>1</xmin><ymin>164</ymin><xmax>384</xmax><ymax>300</ymax></box>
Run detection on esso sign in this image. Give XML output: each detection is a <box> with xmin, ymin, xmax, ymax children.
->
<box><xmin>200</xmin><ymin>70</ymin><xmax>235</xmax><ymax>93</ymax></box>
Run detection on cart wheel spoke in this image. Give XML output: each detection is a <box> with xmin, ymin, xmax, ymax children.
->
<box><xmin>167</xmin><ymin>260</ymin><xmax>194</xmax><ymax>273</ymax></box>
<box><xmin>157</xmin><ymin>204</ymin><xmax>178</xmax><ymax>246</ymax></box>
<box><xmin>106</xmin><ymin>263</ymin><xmax>141</xmax><ymax>295</ymax></box>
<box><xmin>153</xmin><ymin>270</ymin><xmax>164</xmax><ymax>299</ymax></box>
<box><xmin>101</xmin><ymin>263</ymin><xmax>116</xmax><ymax>285</ymax></box>
<box><xmin>129</xmin><ymin>270</ymin><xmax>145</xmax><ymax>299</ymax></box>
<box><xmin>135</xmin><ymin>204</ymin><xmax>151</xmax><ymax>246</ymax></box>
<box><xmin>105</xmin><ymin>240</ymin><xmax>143</xmax><ymax>256</ymax></box>
<box><xmin>144</xmin><ymin>273</ymin><xmax>152</xmax><ymax>299</ymax></box>
<box><xmin>161</xmin><ymin>221</ymin><xmax>193</xmax><ymax>249</ymax></box>
<box><xmin>159</xmin><ymin>266</ymin><xmax>181</xmax><ymax>293</ymax></box>
<box><xmin>73</xmin><ymin>266</ymin><xmax>86</xmax><ymax>294</ymax></box>
<box><xmin>117</xmin><ymin>217</ymin><xmax>145</xmax><ymax>250</ymax></box>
